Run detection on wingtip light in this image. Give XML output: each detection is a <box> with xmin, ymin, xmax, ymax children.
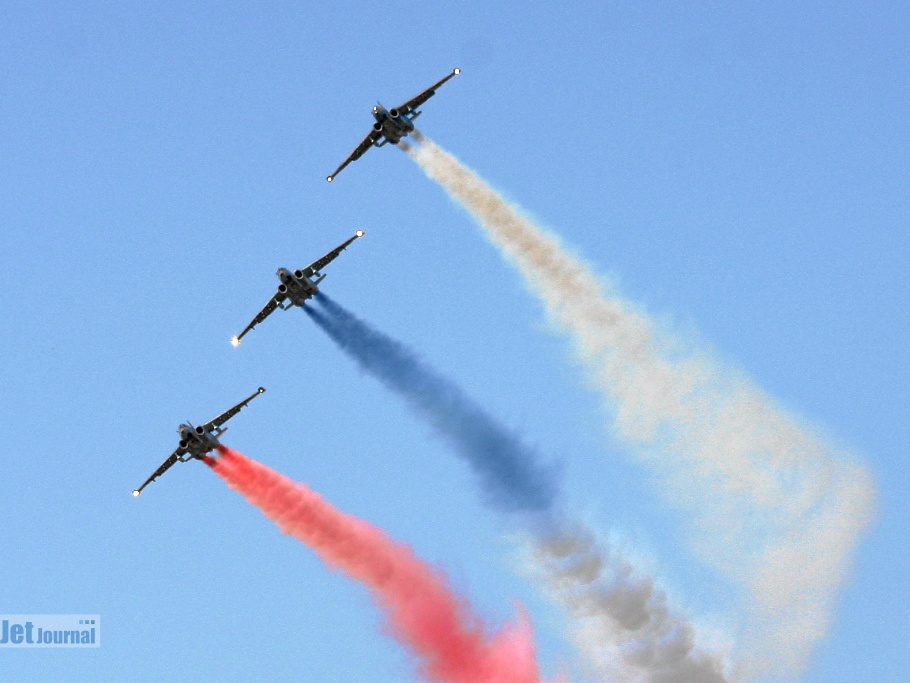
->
<box><xmin>356</xmin><ymin>229</ymin><xmax>365</xmax><ymax>237</ymax></box>
<box><xmin>326</xmin><ymin>176</ymin><xmax>333</xmax><ymax>182</ymax></box>
<box><xmin>230</xmin><ymin>336</ymin><xmax>241</xmax><ymax>347</ymax></box>
<box><xmin>453</xmin><ymin>67</ymin><xmax>461</xmax><ymax>75</ymax></box>
<box><xmin>132</xmin><ymin>489</ymin><xmax>140</xmax><ymax>497</ymax></box>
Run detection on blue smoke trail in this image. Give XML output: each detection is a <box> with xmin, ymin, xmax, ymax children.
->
<box><xmin>304</xmin><ymin>293</ymin><xmax>558</xmax><ymax>514</ymax></box>
<box><xmin>307</xmin><ymin>294</ymin><xmax>733</xmax><ymax>680</ymax></box>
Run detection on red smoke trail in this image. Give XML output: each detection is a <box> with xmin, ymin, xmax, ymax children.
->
<box><xmin>205</xmin><ymin>446</ymin><xmax>558</xmax><ymax>683</ymax></box>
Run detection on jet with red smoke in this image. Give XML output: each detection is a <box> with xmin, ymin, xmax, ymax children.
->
<box><xmin>131</xmin><ymin>387</ymin><xmax>265</xmax><ymax>497</ymax></box>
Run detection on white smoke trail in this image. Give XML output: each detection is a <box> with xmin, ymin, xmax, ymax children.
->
<box><xmin>530</xmin><ymin>523</ymin><xmax>732</xmax><ymax>683</ymax></box>
<box><xmin>400</xmin><ymin>138</ymin><xmax>733</xmax><ymax>682</ymax></box>
<box><xmin>404</xmin><ymin>135</ymin><xmax>874</xmax><ymax>679</ymax></box>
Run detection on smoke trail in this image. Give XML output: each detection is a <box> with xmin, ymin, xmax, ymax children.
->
<box><xmin>404</xmin><ymin>136</ymin><xmax>875</xmax><ymax>678</ymax></box>
<box><xmin>307</xmin><ymin>294</ymin><xmax>732</xmax><ymax>682</ymax></box>
<box><xmin>532</xmin><ymin>527</ymin><xmax>731</xmax><ymax>683</ymax></box>
<box><xmin>305</xmin><ymin>294</ymin><xmax>557</xmax><ymax>514</ymax></box>
<box><xmin>205</xmin><ymin>446</ymin><xmax>555</xmax><ymax>683</ymax></box>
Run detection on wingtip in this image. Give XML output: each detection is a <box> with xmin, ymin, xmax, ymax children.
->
<box><xmin>326</xmin><ymin>176</ymin><xmax>333</xmax><ymax>182</ymax></box>
<box><xmin>453</xmin><ymin>67</ymin><xmax>461</xmax><ymax>75</ymax></box>
<box><xmin>355</xmin><ymin>229</ymin><xmax>365</xmax><ymax>237</ymax></box>
<box><xmin>132</xmin><ymin>489</ymin><xmax>141</xmax><ymax>497</ymax></box>
<box><xmin>257</xmin><ymin>387</ymin><xmax>266</xmax><ymax>394</ymax></box>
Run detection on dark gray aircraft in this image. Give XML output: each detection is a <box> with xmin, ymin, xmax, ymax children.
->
<box><xmin>231</xmin><ymin>230</ymin><xmax>364</xmax><ymax>345</ymax></box>
<box><xmin>131</xmin><ymin>387</ymin><xmax>265</xmax><ymax>496</ymax></box>
<box><xmin>326</xmin><ymin>68</ymin><xmax>460</xmax><ymax>182</ymax></box>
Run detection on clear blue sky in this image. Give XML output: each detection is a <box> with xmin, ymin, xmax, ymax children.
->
<box><xmin>1</xmin><ymin>2</ymin><xmax>907</xmax><ymax>681</ymax></box>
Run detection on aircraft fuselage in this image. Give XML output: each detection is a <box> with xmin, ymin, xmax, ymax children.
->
<box><xmin>177</xmin><ymin>424</ymin><xmax>220</xmax><ymax>459</ymax></box>
<box><xmin>277</xmin><ymin>268</ymin><xmax>323</xmax><ymax>307</ymax></box>
<box><xmin>370</xmin><ymin>105</ymin><xmax>416</xmax><ymax>146</ymax></box>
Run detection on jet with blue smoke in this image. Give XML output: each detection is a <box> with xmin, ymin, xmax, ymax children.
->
<box><xmin>305</xmin><ymin>293</ymin><xmax>556</xmax><ymax>514</ymax></box>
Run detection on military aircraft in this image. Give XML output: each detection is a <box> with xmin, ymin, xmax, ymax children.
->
<box><xmin>231</xmin><ymin>230</ymin><xmax>364</xmax><ymax>345</ymax></box>
<box><xmin>131</xmin><ymin>387</ymin><xmax>265</xmax><ymax>496</ymax></box>
<box><xmin>326</xmin><ymin>68</ymin><xmax>460</xmax><ymax>182</ymax></box>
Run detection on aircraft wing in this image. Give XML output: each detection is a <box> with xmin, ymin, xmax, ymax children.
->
<box><xmin>395</xmin><ymin>68</ymin><xmax>460</xmax><ymax>116</ymax></box>
<box><xmin>297</xmin><ymin>230</ymin><xmax>365</xmax><ymax>279</ymax></box>
<box><xmin>132</xmin><ymin>447</ymin><xmax>185</xmax><ymax>496</ymax></box>
<box><xmin>327</xmin><ymin>131</ymin><xmax>377</xmax><ymax>181</ymax></box>
<box><xmin>203</xmin><ymin>387</ymin><xmax>266</xmax><ymax>432</ymax></box>
<box><xmin>233</xmin><ymin>292</ymin><xmax>287</xmax><ymax>345</ymax></box>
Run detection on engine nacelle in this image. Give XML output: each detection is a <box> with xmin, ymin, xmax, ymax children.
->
<box><xmin>179</xmin><ymin>440</ymin><xmax>188</xmax><ymax>449</ymax></box>
<box><xmin>385</xmin><ymin>109</ymin><xmax>412</xmax><ymax>136</ymax></box>
<box><xmin>294</xmin><ymin>269</ymin><xmax>305</xmax><ymax>279</ymax></box>
<box><xmin>278</xmin><ymin>283</ymin><xmax>288</xmax><ymax>293</ymax></box>
<box><xmin>372</xmin><ymin>121</ymin><xmax>383</xmax><ymax>132</ymax></box>
<box><xmin>195</xmin><ymin>425</ymin><xmax>205</xmax><ymax>435</ymax></box>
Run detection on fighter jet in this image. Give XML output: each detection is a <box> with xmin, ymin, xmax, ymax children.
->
<box><xmin>131</xmin><ymin>387</ymin><xmax>265</xmax><ymax>496</ymax></box>
<box><xmin>326</xmin><ymin>68</ymin><xmax>460</xmax><ymax>182</ymax></box>
<box><xmin>231</xmin><ymin>230</ymin><xmax>364</xmax><ymax>345</ymax></box>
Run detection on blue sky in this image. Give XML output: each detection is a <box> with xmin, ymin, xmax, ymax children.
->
<box><xmin>1</xmin><ymin>2</ymin><xmax>907</xmax><ymax>681</ymax></box>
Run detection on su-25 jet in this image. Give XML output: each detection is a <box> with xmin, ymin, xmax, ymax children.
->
<box><xmin>231</xmin><ymin>230</ymin><xmax>364</xmax><ymax>345</ymax></box>
<box><xmin>326</xmin><ymin>68</ymin><xmax>460</xmax><ymax>182</ymax></box>
<box><xmin>132</xmin><ymin>387</ymin><xmax>265</xmax><ymax>497</ymax></box>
